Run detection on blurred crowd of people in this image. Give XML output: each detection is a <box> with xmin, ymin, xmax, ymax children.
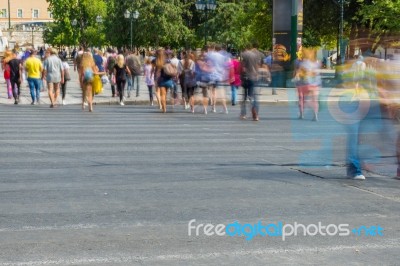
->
<box><xmin>72</xmin><ymin>42</ymin><xmax>271</xmax><ymax>120</ymax></box>
<box><xmin>2</xmin><ymin>42</ymin><xmax>400</xmax><ymax>180</ymax></box>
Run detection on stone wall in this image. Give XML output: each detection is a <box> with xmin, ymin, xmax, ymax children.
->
<box><xmin>3</xmin><ymin>29</ymin><xmax>45</xmax><ymax>49</ymax></box>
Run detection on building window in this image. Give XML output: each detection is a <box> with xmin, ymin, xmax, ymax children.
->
<box><xmin>48</xmin><ymin>12</ymin><xmax>52</xmax><ymax>18</ymax></box>
<box><xmin>1</xmin><ymin>9</ymin><xmax>7</xmax><ymax>18</ymax></box>
<box><xmin>17</xmin><ymin>9</ymin><xmax>23</xmax><ymax>18</ymax></box>
<box><xmin>33</xmin><ymin>9</ymin><xmax>39</xmax><ymax>18</ymax></box>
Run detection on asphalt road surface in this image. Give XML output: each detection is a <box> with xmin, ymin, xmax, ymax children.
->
<box><xmin>0</xmin><ymin>103</ymin><xmax>399</xmax><ymax>265</ymax></box>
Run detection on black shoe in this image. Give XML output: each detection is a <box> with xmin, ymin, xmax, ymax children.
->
<box><xmin>14</xmin><ymin>100</ymin><xmax>18</xmax><ymax>105</ymax></box>
<box><xmin>50</xmin><ymin>104</ymin><xmax>54</xmax><ymax>108</ymax></box>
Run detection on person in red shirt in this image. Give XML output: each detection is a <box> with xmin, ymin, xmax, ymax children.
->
<box><xmin>229</xmin><ymin>54</ymin><xmax>241</xmax><ymax>106</ymax></box>
<box><xmin>2</xmin><ymin>50</ymin><xmax>13</xmax><ymax>99</ymax></box>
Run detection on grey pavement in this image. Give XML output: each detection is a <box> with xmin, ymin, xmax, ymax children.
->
<box><xmin>0</xmin><ymin>93</ymin><xmax>399</xmax><ymax>265</ymax></box>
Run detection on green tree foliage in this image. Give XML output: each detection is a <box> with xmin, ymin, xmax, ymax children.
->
<box><xmin>46</xmin><ymin>0</ymin><xmax>400</xmax><ymax>54</ymax></box>
<box><xmin>105</xmin><ymin>0</ymin><xmax>191</xmax><ymax>49</ymax></box>
<box><xmin>209</xmin><ymin>0</ymin><xmax>272</xmax><ymax>50</ymax></box>
<box><xmin>302</xmin><ymin>0</ymin><xmax>339</xmax><ymax>48</ymax></box>
<box><xmin>46</xmin><ymin>0</ymin><xmax>107</xmax><ymax>48</ymax></box>
<box><xmin>355</xmin><ymin>0</ymin><xmax>400</xmax><ymax>34</ymax></box>
<box><xmin>47</xmin><ymin>0</ymin><xmax>275</xmax><ymax>50</ymax></box>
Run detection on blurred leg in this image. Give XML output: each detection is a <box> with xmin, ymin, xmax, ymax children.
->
<box><xmin>160</xmin><ymin>87</ymin><xmax>167</xmax><ymax>113</ymax></box>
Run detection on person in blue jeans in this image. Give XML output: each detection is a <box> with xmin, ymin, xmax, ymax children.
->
<box><xmin>240</xmin><ymin>78</ymin><xmax>259</xmax><ymax>121</ymax></box>
<box><xmin>229</xmin><ymin>55</ymin><xmax>241</xmax><ymax>106</ymax></box>
<box><xmin>240</xmin><ymin>45</ymin><xmax>260</xmax><ymax>121</ymax></box>
<box><xmin>346</xmin><ymin>120</ymin><xmax>363</xmax><ymax>179</ymax></box>
<box><xmin>24</xmin><ymin>49</ymin><xmax>43</xmax><ymax>105</ymax></box>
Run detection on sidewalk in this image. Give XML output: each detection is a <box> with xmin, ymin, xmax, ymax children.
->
<box><xmin>0</xmin><ymin>62</ymin><xmax>356</xmax><ymax>106</ymax></box>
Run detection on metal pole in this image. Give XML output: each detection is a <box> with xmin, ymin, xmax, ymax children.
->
<box><xmin>8</xmin><ymin>0</ymin><xmax>11</xmax><ymax>29</ymax></box>
<box><xmin>339</xmin><ymin>0</ymin><xmax>344</xmax><ymax>64</ymax></box>
<box><xmin>32</xmin><ymin>27</ymin><xmax>34</xmax><ymax>46</ymax></box>
<box><xmin>130</xmin><ymin>17</ymin><xmax>133</xmax><ymax>51</ymax></box>
<box><xmin>204</xmin><ymin>9</ymin><xmax>208</xmax><ymax>46</ymax></box>
<box><xmin>290</xmin><ymin>0</ymin><xmax>298</xmax><ymax>67</ymax></box>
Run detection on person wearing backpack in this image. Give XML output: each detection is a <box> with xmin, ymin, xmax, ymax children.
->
<box><xmin>79</xmin><ymin>52</ymin><xmax>101</xmax><ymax>112</ymax></box>
<box><xmin>7</xmin><ymin>49</ymin><xmax>23</xmax><ymax>105</ymax></box>
<box><xmin>106</xmin><ymin>49</ymin><xmax>117</xmax><ymax>97</ymax></box>
<box><xmin>179</xmin><ymin>51</ymin><xmax>196</xmax><ymax>112</ymax></box>
<box><xmin>126</xmin><ymin>50</ymin><xmax>142</xmax><ymax>98</ymax></box>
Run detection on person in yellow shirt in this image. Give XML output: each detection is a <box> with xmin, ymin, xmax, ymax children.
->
<box><xmin>24</xmin><ymin>49</ymin><xmax>43</xmax><ymax>105</ymax></box>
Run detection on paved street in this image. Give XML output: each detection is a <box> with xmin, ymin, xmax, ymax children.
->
<box><xmin>0</xmin><ymin>98</ymin><xmax>399</xmax><ymax>265</ymax></box>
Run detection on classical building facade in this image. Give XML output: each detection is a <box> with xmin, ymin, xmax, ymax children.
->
<box><xmin>0</xmin><ymin>0</ymin><xmax>53</xmax><ymax>48</ymax></box>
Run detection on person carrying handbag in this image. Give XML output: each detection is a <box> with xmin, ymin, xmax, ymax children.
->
<box><xmin>179</xmin><ymin>51</ymin><xmax>197</xmax><ymax>113</ymax></box>
<box><xmin>155</xmin><ymin>49</ymin><xmax>176</xmax><ymax>113</ymax></box>
<box><xmin>61</xmin><ymin>57</ymin><xmax>70</xmax><ymax>105</ymax></box>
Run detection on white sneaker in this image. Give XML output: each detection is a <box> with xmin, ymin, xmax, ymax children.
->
<box><xmin>62</xmin><ymin>100</ymin><xmax>66</xmax><ymax>106</ymax></box>
<box><xmin>212</xmin><ymin>107</ymin><xmax>216</xmax><ymax>113</ymax></box>
<box><xmin>353</xmin><ymin>174</ymin><xmax>366</xmax><ymax>180</ymax></box>
<box><xmin>120</xmin><ymin>101</ymin><xmax>125</xmax><ymax>106</ymax></box>
<box><xmin>84</xmin><ymin>102</ymin><xmax>88</xmax><ymax>106</ymax></box>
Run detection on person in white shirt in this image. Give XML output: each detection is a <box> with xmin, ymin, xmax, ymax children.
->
<box><xmin>143</xmin><ymin>57</ymin><xmax>155</xmax><ymax>106</ymax></box>
<box><xmin>169</xmin><ymin>51</ymin><xmax>180</xmax><ymax>104</ymax></box>
<box><xmin>61</xmin><ymin>57</ymin><xmax>70</xmax><ymax>105</ymax></box>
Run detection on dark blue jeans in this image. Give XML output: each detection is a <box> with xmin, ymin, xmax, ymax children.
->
<box><xmin>28</xmin><ymin>77</ymin><xmax>41</xmax><ymax>102</ymax></box>
<box><xmin>127</xmin><ymin>75</ymin><xmax>133</xmax><ymax>96</ymax></box>
<box><xmin>11</xmin><ymin>79</ymin><xmax>21</xmax><ymax>100</ymax></box>
<box><xmin>344</xmin><ymin>100</ymin><xmax>382</xmax><ymax>177</ymax></box>
<box><xmin>241</xmin><ymin>79</ymin><xmax>259</xmax><ymax>116</ymax></box>
<box><xmin>346</xmin><ymin>121</ymin><xmax>362</xmax><ymax>176</ymax></box>
<box><xmin>231</xmin><ymin>85</ymin><xmax>238</xmax><ymax>105</ymax></box>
